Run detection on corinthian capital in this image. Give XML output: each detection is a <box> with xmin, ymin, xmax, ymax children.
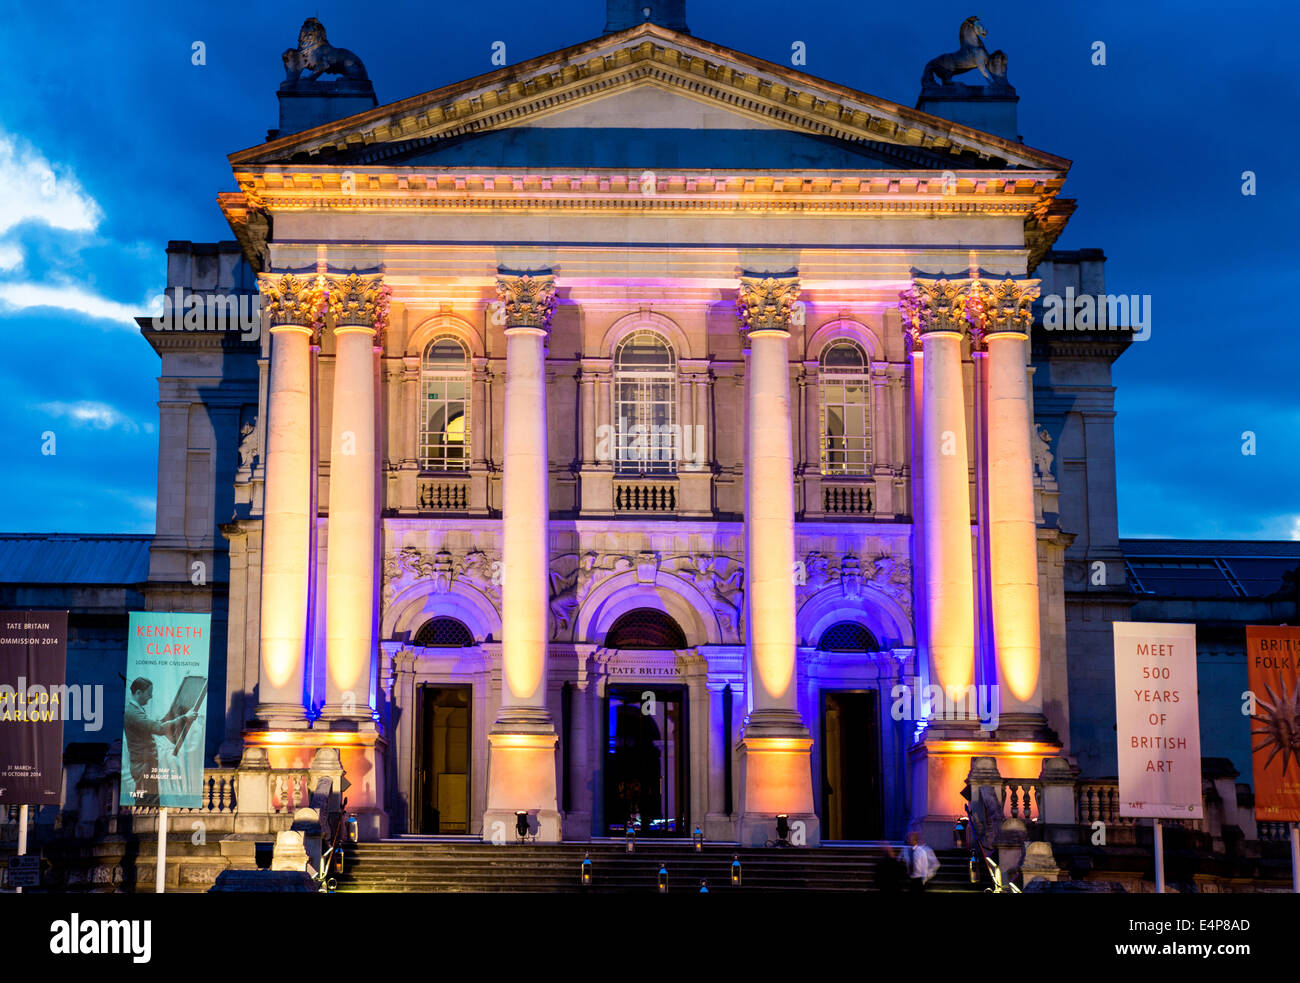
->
<box><xmin>735</xmin><ymin>273</ymin><xmax>801</xmax><ymax>335</ymax></box>
<box><xmin>257</xmin><ymin>272</ymin><xmax>326</xmax><ymax>331</ymax></box>
<box><xmin>495</xmin><ymin>271</ymin><xmax>557</xmax><ymax>331</ymax></box>
<box><xmin>975</xmin><ymin>277</ymin><xmax>1040</xmax><ymax>336</ymax></box>
<box><xmin>324</xmin><ymin>271</ymin><xmax>391</xmax><ymax>334</ymax></box>
<box><xmin>897</xmin><ymin>277</ymin><xmax>980</xmax><ymax>348</ymax></box>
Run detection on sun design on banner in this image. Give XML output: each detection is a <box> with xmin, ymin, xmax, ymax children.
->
<box><xmin>1252</xmin><ymin>678</ymin><xmax>1300</xmax><ymax>774</ymax></box>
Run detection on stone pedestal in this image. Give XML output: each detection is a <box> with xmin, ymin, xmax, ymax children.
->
<box><xmin>276</xmin><ymin>79</ymin><xmax>378</xmax><ymax>139</ymax></box>
<box><xmin>916</xmin><ymin>82</ymin><xmax>1018</xmax><ymax>142</ymax></box>
<box><xmin>1020</xmin><ymin>840</ymin><xmax>1063</xmax><ymax>886</ymax></box>
<box><xmin>271</xmin><ymin>830</ymin><xmax>309</xmax><ymax>872</ymax></box>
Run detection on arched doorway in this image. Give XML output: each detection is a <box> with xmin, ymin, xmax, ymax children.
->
<box><xmin>603</xmin><ymin>608</ymin><xmax>689</xmax><ymax>836</ymax></box>
<box><xmin>413</xmin><ymin>617</ymin><xmax>474</xmax><ymax>834</ymax></box>
<box><xmin>818</xmin><ymin>621</ymin><xmax>885</xmax><ymax>840</ymax></box>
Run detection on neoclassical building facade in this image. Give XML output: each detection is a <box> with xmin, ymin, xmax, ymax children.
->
<box><xmin>144</xmin><ymin>10</ymin><xmax>1090</xmax><ymax>846</ymax></box>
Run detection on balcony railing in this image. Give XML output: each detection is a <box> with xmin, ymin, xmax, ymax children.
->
<box><xmin>418</xmin><ymin>478</ymin><xmax>469</xmax><ymax>511</ymax></box>
<box><xmin>614</xmin><ymin>479</ymin><xmax>677</xmax><ymax>512</ymax></box>
<box><xmin>822</xmin><ymin>481</ymin><xmax>872</xmax><ymax>515</ymax></box>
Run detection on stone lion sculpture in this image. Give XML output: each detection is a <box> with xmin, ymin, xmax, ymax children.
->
<box><xmin>283</xmin><ymin>17</ymin><xmax>369</xmax><ymax>83</ymax></box>
<box><xmin>921</xmin><ymin>15</ymin><xmax>991</xmax><ymax>86</ymax></box>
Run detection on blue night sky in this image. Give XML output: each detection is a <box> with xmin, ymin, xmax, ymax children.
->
<box><xmin>0</xmin><ymin>0</ymin><xmax>1293</xmax><ymax>539</ymax></box>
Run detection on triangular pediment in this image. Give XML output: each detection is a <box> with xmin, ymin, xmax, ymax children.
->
<box><xmin>230</xmin><ymin>23</ymin><xmax>1068</xmax><ymax>173</ymax></box>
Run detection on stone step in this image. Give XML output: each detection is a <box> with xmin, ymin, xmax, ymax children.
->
<box><xmin>332</xmin><ymin>840</ymin><xmax>980</xmax><ymax>893</ymax></box>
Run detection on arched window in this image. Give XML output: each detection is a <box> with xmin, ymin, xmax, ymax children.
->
<box><xmin>819</xmin><ymin>339</ymin><xmax>870</xmax><ymax>475</ymax></box>
<box><xmin>413</xmin><ymin>617</ymin><xmax>475</xmax><ymax>647</ymax></box>
<box><xmin>816</xmin><ymin>621</ymin><xmax>879</xmax><ymax>652</ymax></box>
<box><xmin>420</xmin><ymin>336</ymin><xmax>470</xmax><ymax>472</ymax></box>
<box><xmin>605</xmin><ymin>608</ymin><xmax>688</xmax><ymax>649</ymax></box>
<box><xmin>614</xmin><ymin>330</ymin><xmax>677</xmax><ymax>475</ymax></box>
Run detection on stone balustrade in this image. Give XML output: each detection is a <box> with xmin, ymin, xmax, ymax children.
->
<box><xmin>614</xmin><ymin>479</ymin><xmax>677</xmax><ymax>512</ymax></box>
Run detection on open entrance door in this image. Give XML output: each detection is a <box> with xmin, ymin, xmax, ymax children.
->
<box><xmin>604</xmin><ymin>685</ymin><xmax>688</xmax><ymax>836</ymax></box>
<box><xmin>417</xmin><ymin>685</ymin><xmax>471</xmax><ymax>834</ymax></box>
<box><xmin>821</xmin><ymin>689</ymin><xmax>883</xmax><ymax>840</ymax></box>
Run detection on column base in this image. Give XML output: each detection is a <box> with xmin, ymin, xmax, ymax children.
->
<box><xmin>561</xmin><ymin>811</ymin><xmax>592</xmax><ymax>842</ymax></box>
<box><xmin>703</xmin><ymin>812</ymin><xmax>736</xmax><ymax>843</ymax></box>
<box><xmin>249</xmin><ymin>703</ymin><xmax>311</xmax><ymax>730</ymax></box>
<box><xmin>990</xmin><ymin>712</ymin><xmax>1060</xmax><ymax>745</ymax></box>
<box><xmin>482</xmin><ymin>721</ymin><xmax>561</xmax><ymax>843</ymax></box>
<box><xmin>317</xmin><ymin>705</ymin><xmax>378</xmax><ymax>725</ymax></box>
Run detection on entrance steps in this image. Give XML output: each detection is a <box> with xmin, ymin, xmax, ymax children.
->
<box><xmin>334</xmin><ymin>839</ymin><xmax>981</xmax><ymax>893</ymax></box>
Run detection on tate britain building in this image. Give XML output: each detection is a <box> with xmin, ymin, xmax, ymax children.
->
<box><xmin>121</xmin><ymin>5</ymin><xmax>1159</xmax><ymax>855</ymax></box>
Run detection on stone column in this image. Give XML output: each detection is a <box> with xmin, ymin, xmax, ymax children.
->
<box><xmin>677</xmin><ymin>360</ymin><xmax>711</xmax><ymax>513</ymax></box>
<box><xmin>252</xmin><ymin>273</ymin><xmax>322</xmax><ymax>728</ymax></box>
<box><xmin>704</xmin><ymin>679</ymin><xmax>730</xmax><ymax>839</ymax></box>
<box><xmin>734</xmin><ymin>273</ymin><xmax>818</xmax><ymax>846</ymax></box>
<box><xmin>900</xmin><ymin>279</ymin><xmax>982</xmax><ymax>845</ymax></box>
<box><xmin>470</xmin><ymin>357</ymin><xmax>491</xmax><ymax>514</ymax></box>
<box><xmin>798</xmin><ymin>362</ymin><xmax>822</xmax><ymax>516</ymax></box>
<box><xmin>577</xmin><ymin>363</ymin><xmax>597</xmax><ymax>465</ymax></box>
<box><xmin>483</xmin><ymin>271</ymin><xmax>561</xmax><ymax>842</ymax></box>
<box><xmin>580</xmin><ymin>360</ymin><xmax>614</xmax><ymax>513</ymax></box>
<box><xmin>395</xmin><ymin>357</ymin><xmax>420</xmax><ymax>513</ymax></box>
<box><xmin>693</xmin><ymin>370</ymin><xmax>708</xmax><ymax>460</ymax></box>
<box><xmin>909</xmin><ymin>278</ymin><xmax>978</xmax><ymax>701</ymax></box>
<box><xmin>321</xmin><ymin>273</ymin><xmax>385</xmax><ymax>720</ymax></box>
<box><xmin>980</xmin><ymin>278</ymin><xmax>1046</xmax><ymax>729</ymax></box>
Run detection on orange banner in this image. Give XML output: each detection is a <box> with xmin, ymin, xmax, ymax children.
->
<box><xmin>1245</xmin><ymin>626</ymin><xmax>1300</xmax><ymax>823</ymax></box>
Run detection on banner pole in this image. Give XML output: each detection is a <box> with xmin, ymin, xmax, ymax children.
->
<box><xmin>16</xmin><ymin>803</ymin><xmax>28</xmax><ymax>895</ymax></box>
<box><xmin>1292</xmin><ymin>824</ymin><xmax>1299</xmax><ymax>894</ymax></box>
<box><xmin>156</xmin><ymin>807</ymin><xmax>168</xmax><ymax>894</ymax></box>
<box><xmin>1153</xmin><ymin>818</ymin><xmax>1165</xmax><ymax>894</ymax></box>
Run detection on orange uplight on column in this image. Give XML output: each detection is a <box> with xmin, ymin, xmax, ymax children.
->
<box><xmin>500</xmin><ymin>322</ymin><xmax>550</xmax><ymax>706</ymax></box>
<box><xmin>910</xmin><ymin>279</ymin><xmax>977</xmax><ymax>698</ymax></box>
<box><xmin>482</xmin><ymin>271</ymin><xmax>561</xmax><ymax>842</ymax></box>
<box><xmin>980</xmin><ymin>279</ymin><xmax>1043</xmax><ymax>712</ymax></box>
<box><xmin>733</xmin><ymin>274</ymin><xmax>818</xmax><ymax>845</ymax></box>
<box><xmin>746</xmin><ymin>328</ymin><xmax>799</xmax><ymax>705</ymax></box>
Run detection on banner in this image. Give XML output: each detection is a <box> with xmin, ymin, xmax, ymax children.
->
<box><xmin>120</xmin><ymin>612</ymin><xmax>210</xmax><ymax>809</ymax></box>
<box><xmin>1245</xmin><ymin>625</ymin><xmax>1300</xmax><ymax>823</ymax></box>
<box><xmin>0</xmin><ymin>611</ymin><xmax>68</xmax><ymax>805</ymax></box>
<box><xmin>1113</xmin><ymin>621</ymin><xmax>1202</xmax><ymax>818</ymax></box>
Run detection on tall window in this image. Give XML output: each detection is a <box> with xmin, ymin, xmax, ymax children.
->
<box><xmin>614</xmin><ymin>330</ymin><xmax>677</xmax><ymax>475</ymax></box>
<box><xmin>819</xmin><ymin>339</ymin><xmax>870</xmax><ymax>475</ymax></box>
<box><xmin>421</xmin><ymin>336</ymin><xmax>470</xmax><ymax>471</ymax></box>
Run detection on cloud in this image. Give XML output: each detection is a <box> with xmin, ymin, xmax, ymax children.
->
<box><xmin>0</xmin><ymin>131</ymin><xmax>102</xmax><ymax>236</ymax></box>
<box><xmin>0</xmin><ymin>281</ymin><xmax>142</xmax><ymax>326</ymax></box>
<box><xmin>34</xmin><ymin>400</ymin><xmax>153</xmax><ymax>434</ymax></box>
<box><xmin>0</xmin><ymin>128</ymin><xmax>141</xmax><ymax>324</ymax></box>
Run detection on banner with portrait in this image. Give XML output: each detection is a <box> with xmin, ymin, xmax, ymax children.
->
<box><xmin>120</xmin><ymin>612</ymin><xmax>210</xmax><ymax>809</ymax></box>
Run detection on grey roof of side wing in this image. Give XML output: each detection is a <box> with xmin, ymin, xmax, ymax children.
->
<box><xmin>0</xmin><ymin>533</ymin><xmax>152</xmax><ymax>585</ymax></box>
